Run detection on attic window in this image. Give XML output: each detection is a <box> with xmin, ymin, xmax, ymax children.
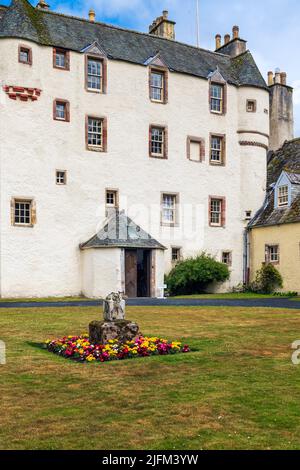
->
<box><xmin>278</xmin><ymin>185</ymin><xmax>289</xmax><ymax>207</ymax></box>
<box><xmin>86</xmin><ymin>56</ymin><xmax>107</xmax><ymax>93</ymax></box>
<box><xmin>150</xmin><ymin>69</ymin><xmax>167</xmax><ymax>103</ymax></box>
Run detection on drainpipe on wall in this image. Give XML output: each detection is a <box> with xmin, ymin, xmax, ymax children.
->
<box><xmin>243</xmin><ymin>228</ymin><xmax>250</xmax><ymax>286</ymax></box>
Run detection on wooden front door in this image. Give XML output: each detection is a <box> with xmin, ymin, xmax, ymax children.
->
<box><xmin>125</xmin><ymin>250</ymin><xmax>137</xmax><ymax>298</ymax></box>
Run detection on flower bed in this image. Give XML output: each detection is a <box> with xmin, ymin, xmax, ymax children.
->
<box><xmin>45</xmin><ymin>335</ymin><xmax>190</xmax><ymax>363</ymax></box>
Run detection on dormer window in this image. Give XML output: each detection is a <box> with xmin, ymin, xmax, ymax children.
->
<box><xmin>210</xmin><ymin>83</ymin><xmax>225</xmax><ymax>114</ymax></box>
<box><xmin>278</xmin><ymin>185</ymin><xmax>289</xmax><ymax>207</ymax></box>
<box><xmin>86</xmin><ymin>56</ymin><xmax>107</xmax><ymax>93</ymax></box>
<box><xmin>149</xmin><ymin>69</ymin><xmax>167</xmax><ymax>103</ymax></box>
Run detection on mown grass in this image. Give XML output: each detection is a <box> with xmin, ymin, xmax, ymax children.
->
<box><xmin>0</xmin><ymin>306</ymin><xmax>300</xmax><ymax>450</ymax></box>
<box><xmin>172</xmin><ymin>292</ymin><xmax>294</xmax><ymax>299</ymax></box>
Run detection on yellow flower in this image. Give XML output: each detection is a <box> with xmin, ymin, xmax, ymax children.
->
<box><xmin>87</xmin><ymin>355</ymin><xmax>95</xmax><ymax>362</ymax></box>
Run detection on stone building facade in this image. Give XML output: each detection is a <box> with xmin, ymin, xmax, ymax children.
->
<box><xmin>0</xmin><ymin>0</ymin><xmax>293</xmax><ymax>297</ymax></box>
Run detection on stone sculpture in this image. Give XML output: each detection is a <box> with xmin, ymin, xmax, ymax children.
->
<box><xmin>89</xmin><ymin>292</ymin><xmax>140</xmax><ymax>345</ymax></box>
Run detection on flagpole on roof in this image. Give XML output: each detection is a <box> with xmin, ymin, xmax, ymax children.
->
<box><xmin>196</xmin><ymin>0</ymin><xmax>200</xmax><ymax>47</ymax></box>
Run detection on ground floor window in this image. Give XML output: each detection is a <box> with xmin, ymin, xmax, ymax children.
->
<box><xmin>265</xmin><ymin>245</ymin><xmax>280</xmax><ymax>264</ymax></box>
<box><xmin>171</xmin><ymin>247</ymin><xmax>182</xmax><ymax>264</ymax></box>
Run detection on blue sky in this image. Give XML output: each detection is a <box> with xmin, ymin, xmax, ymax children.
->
<box><xmin>4</xmin><ymin>0</ymin><xmax>300</xmax><ymax>135</ymax></box>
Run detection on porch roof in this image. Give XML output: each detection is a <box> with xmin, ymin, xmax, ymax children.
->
<box><xmin>80</xmin><ymin>211</ymin><xmax>167</xmax><ymax>251</ymax></box>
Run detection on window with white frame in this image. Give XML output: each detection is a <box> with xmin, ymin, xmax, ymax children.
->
<box><xmin>56</xmin><ymin>51</ymin><xmax>66</xmax><ymax>68</ymax></box>
<box><xmin>266</xmin><ymin>245</ymin><xmax>279</xmax><ymax>264</ymax></box>
<box><xmin>106</xmin><ymin>190</ymin><xmax>118</xmax><ymax>208</ymax></box>
<box><xmin>150</xmin><ymin>71</ymin><xmax>164</xmax><ymax>102</ymax></box>
<box><xmin>210</xmin><ymin>198</ymin><xmax>222</xmax><ymax>226</ymax></box>
<box><xmin>278</xmin><ymin>185</ymin><xmax>289</xmax><ymax>207</ymax></box>
<box><xmin>87</xmin><ymin>58</ymin><xmax>102</xmax><ymax>91</ymax></box>
<box><xmin>151</xmin><ymin>127</ymin><xmax>165</xmax><ymax>157</ymax></box>
<box><xmin>162</xmin><ymin>194</ymin><xmax>177</xmax><ymax>225</ymax></box>
<box><xmin>210</xmin><ymin>135</ymin><xmax>224</xmax><ymax>164</ymax></box>
<box><xmin>87</xmin><ymin>117</ymin><xmax>103</xmax><ymax>148</ymax></box>
<box><xmin>14</xmin><ymin>200</ymin><xmax>32</xmax><ymax>225</ymax></box>
<box><xmin>56</xmin><ymin>171</ymin><xmax>66</xmax><ymax>185</ymax></box>
<box><xmin>210</xmin><ymin>83</ymin><xmax>224</xmax><ymax>113</ymax></box>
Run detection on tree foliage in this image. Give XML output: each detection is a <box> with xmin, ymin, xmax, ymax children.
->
<box><xmin>250</xmin><ymin>263</ymin><xmax>283</xmax><ymax>294</ymax></box>
<box><xmin>166</xmin><ymin>253</ymin><xmax>230</xmax><ymax>296</ymax></box>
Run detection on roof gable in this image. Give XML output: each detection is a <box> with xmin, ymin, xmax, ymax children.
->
<box><xmin>80</xmin><ymin>40</ymin><xmax>107</xmax><ymax>57</ymax></box>
<box><xmin>144</xmin><ymin>52</ymin><xmax>169</xmax><ymax>69</ymax></box>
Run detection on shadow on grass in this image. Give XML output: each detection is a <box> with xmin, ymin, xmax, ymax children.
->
<box><xmin>26</xmin><ymin>341</ymin><xmax>48</xmax><ymax>351</ymax></box>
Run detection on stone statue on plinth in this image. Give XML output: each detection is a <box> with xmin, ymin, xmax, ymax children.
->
<box><xmin>89</xmin><ymin>292</ymin><xmax>140</xmax><ymax>345</ymax></box>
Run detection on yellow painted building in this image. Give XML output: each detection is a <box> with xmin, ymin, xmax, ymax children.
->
<box><xmin>249</xmin><ymin>139</ymin><xmax>300</xmax><ymax>293</ymax></box>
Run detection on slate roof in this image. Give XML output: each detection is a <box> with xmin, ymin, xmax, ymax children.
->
<box><xmin>80</xmin><ymin>211</ymin><xmax>167</xmax><ymax>250</ymax></box>
<box><xmin>0</xmin><ymin>0</ymin><xmax>267</xmax><ymax>89</ymax></box>
<box><xmin>250</xmin><ymin>139</ymin><xmax>300</xmax><ymax>228</ymax></box>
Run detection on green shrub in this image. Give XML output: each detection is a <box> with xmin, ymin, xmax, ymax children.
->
<box><xmin>165</xmin><ymin>253</ymin><xmax>230</xmax><ymax>296</ymax></box>
<box><xmin>250</xmin><ymin>263</ymin><xmax>283</xmax><ymax>294</ymax></box>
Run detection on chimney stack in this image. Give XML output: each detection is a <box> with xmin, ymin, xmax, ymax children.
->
<box><xmin>214</xmin><ymin>26</ymin><xmax>246</xmax><ymax>57</ymax></box>
<box><xmin>224</xmin><ymin>34</ymin><xmax>231</xmax><ymax>45</ymax></box>
<box><xmin>149</xmin><ymin>10</ymin><xmax>176</xmax><ymax>40</ymax></box>
<box><xmin>89</xmin><ymin>9</ymin><xmax>96</xmax><ymax>22</ymax></box>
<box><xmin>269</xmin><ymin>68</ymin><xmax>294</xmax><ymax>151</ymax></box>
<box><xmin>232</xmin><ymin>25</ymin><xmax>239</xmax><ymax>39</ymax></box>
<box><xmin>215</xmin><ymin>34</ymin><xmax>221</xmax><ymax>49</ymax></box>
<box><xmin>268</xmin><ymin>71</ymin><xmax>274</xmax><ymax>87</ymax></box>
<box><xmin>36</xmin><ymin>0</ymin><xmax>50</xmax><ymax>9</ymax></box>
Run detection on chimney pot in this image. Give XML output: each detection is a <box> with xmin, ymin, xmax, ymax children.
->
<box><xmin>281</xmin><ymin>72</ymin><xmax>287</xmax><ymax>85</ymax></box>
<box><xmin>268</xmin><ymin>71</ymin><xmax>274</xmax><ymax>86</ymax></box>
<box><xmin>163</xmin><ymin>10</ymin><xmax>168</xmax><ymax>19</ymax></box>
<box><xmin>89</xmin><ymin>9</ymin><xmax>96</xmax><ymax>22</ymax></box>
<box><xmin>275</xmin><ymin>69</ymin><xmax>281</xmax><ymax>84</ymax></box>
<box><xmin>232</xmin><ymin>25</ymin><xmax>239</xmax><ymax>39</ymax></box>
<box><xmin>36</xmin><ymin>0</ymin><xmax>50</xmax><ymax>9</ymax></box>
<box><xmin>224</xmin><ymin>34</ymin><xmax>231</xmax><ymax>45</ymax></box>
<box><xmin>215</xmin><ymin>34</ymin><xmax>221</xmax><ymax>49</ymax></box>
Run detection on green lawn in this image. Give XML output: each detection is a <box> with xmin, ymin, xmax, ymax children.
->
<box><xmin>0</xmin><ymin>306</ymin><xmax>300</xmax><ymax>450</ymax></box>
<box><xmin>0</xmin><ymin>296</ymin><xmax>94</xmax><ymax>303</ymax></box>
<box><xmin>171</xmin><ymin>292</ymin><xmax>278</xmax><ymax>299</ymax></box>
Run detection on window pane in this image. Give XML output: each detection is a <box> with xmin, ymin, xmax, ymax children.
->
<box><xmin>211</xmin><ymin>136</ymin><xmax>222</xmax><ymax>162</ymax></box>
<box><xmin>14</xmin><ymin>201</ymin><xmax>31</xmax><ymax>225</ymax></box>
<box><xmin>20</xmin><ymin>49</ymin><xmax>29</xmax><ymax>63</ymax></box>
<box><xmin>88</xmin><ymin>118</ymin><xmax>103</xmax><ymax>147</ymax></box>
<box><xmin>162</xmin><ymin>195</ymin><xmax>176</xmax><ymax>223</ymax></box>
<box><xmin>150</xmin><ymin>72</ymin><xmax>163</xmax><ymax>101</ymax></box>
<box><xmin>151</xmin><ymin>128</ymin><xmax>164</xmax><ymax>155</ymax></box>
<box><xmin>56</xmin><ymin>102</ymin><xmax>66</xmax><ymax>119</ymax></box>
<box><xmin>56</xmin><ymin>52</ymin><xmax>66</xmax><ymax>68</ymax></box>
<box><xmin>87</xmin><ymin>59</ymin><xmax>102</xmax><ymax>90</ymax></box>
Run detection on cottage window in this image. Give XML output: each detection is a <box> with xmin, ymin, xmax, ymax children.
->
<box><xmin>150</xmin><ymin>126</ymin><xmax>166</xmax><ymax>158</ymax></box>
<box><xmin>162</xmin><ymin>194</ymin><xmax>178</xmax><ymax>225</ymax></box>
<box><xmin>278</xmin><ymin>185</ymin><xmax>289</xmax><ymax>207</ymax></box>
<box><xmin>87</xmin><ymin>58</ymin><xmax>103</xmax><ymax>91</ymax></box>
<box><xmin>210</xmin><ymin>83</ymin><xmax>224</xmax><ymax>113</ymax></box>
<box><xmin>210</xmin><ymin>135</ymin><xmax>225</xmax><ymax>164</ymax></box>
<box><xmin>150</xmin><ymin>70</ymin><xmax>165</xmax><ymax>102</ymax></box>
<box><xmin>56</xmin><ymin>171</ymin><xmax>67</xmax><ymax>185</ymax></box>
<box><xmin>266</xmin><ymin>245</ymin><xmax>280</xmax><ymax>264</ymax></box>
<box><xmin>14</xmin><ymin>200</ymin><xmax>32</xmax><ymax>225</ymax></box>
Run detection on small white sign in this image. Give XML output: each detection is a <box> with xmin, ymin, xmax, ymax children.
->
<box><xmin>0</xmin><ymin>340</ymin><xmax>6</xmax><ymax>365</ymax></box>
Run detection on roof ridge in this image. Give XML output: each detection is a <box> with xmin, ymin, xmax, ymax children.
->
<box><xmin>38</xmin><ymin>7</ymin><xmax>230</xmax><ymax>59</ymax></box>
